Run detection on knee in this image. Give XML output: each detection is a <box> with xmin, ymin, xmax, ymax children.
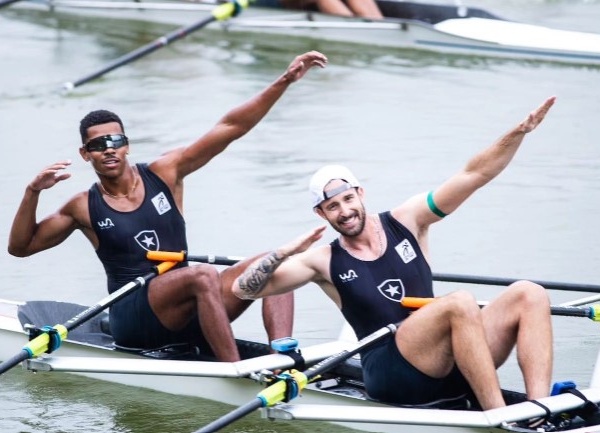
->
<box><xmin>188</xmin><ymin>264</ymin><xmax>221</xmax><ymax>293</ymax></box>
<box><xmin>509</xmin><ymin>280</ymin><xmax>550</xmax><ymax>309</ymax></box>
<box><xmin>441</xmin><ymin>290</ymin><xmax>481</xmax><ymax>320</ymax></box>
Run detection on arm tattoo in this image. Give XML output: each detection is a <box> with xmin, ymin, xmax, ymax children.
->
<box><xmin>238</xmin><ymin>250</ymin><xmax>284</xmax><ymax>299</ymax></box>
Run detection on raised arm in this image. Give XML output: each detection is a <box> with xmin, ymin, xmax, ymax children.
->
<box><xmin>394</xmin><ymin>96</ymin><xmax>556</xmax><ymax>230</ymax></box>
<box><xmin>232</xmin><ymin>226</ymin><xmax>328</xmax><ymax>300</ymax></box>
<box><xmin>151</xmin><ymin>51</ymin><xmax>328</xmax><ymax>185</ymax></box>
<box><xmin>8</xmin><ymin>160</ymin><xmax>81</xmax><ymax>257</ymax></box>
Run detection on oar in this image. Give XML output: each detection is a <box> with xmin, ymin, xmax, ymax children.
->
<box><xmin>402</xmin><ymin>297</ymin><xmax>600</xmax><ymax>321</ymax></box>
<box><xmin>147</xmin><ymin>250</ymin><xmax>600</xmax><ymax>294</ymax></box>
<box><xmin>432</xmin><ymin>273</ymin><xmax>600</xmax><ymax>294</ymax></box>
<box><xmin>0</xmin><ymin>261</ymin><xmax>176</xmax><ymax>376</ymax></box>
<box><xmin>0</xmin><ymin>0</ymin><xmax>22</xmax><ymax>8</ymax></box>
<box><xmin>61</xmin><ymin>0</ymin><xmax>247</xmax><ymax>92</ymax></box>
<box><xmin>193</xmin><ymin>323</ymin><xmax>399</xmax><ymax>433</ymax></box>
<box><xmin>147</xmin><ymin>250</ymin><xmax>244</xmax><ymax>266</ymax></box>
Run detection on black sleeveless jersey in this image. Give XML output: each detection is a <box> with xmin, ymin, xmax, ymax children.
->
<box><xmin>89</xmin><ymin>163</ymin><xmax>188</xmax><ymax>294</ymax></box>
<box><xmin>330</xmin><ymin>211</ymin><xmax>433</xmax><ymax>340</ymax></box>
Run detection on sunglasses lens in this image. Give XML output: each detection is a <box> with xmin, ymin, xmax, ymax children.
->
<box><xmin>85</xmin><ymin>134</ymin><xmax>128</xmax><ymax>152</ymax></box>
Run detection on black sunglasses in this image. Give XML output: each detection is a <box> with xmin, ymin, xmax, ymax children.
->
<box><xmin>83</xmin><ymin>134</ymin><xmax>129</xmax><ymax>152</ymax></box>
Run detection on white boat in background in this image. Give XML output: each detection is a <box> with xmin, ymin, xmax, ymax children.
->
<box><xmin>6</xmin><ymin>0</ymin><xmax>600</xmax><ymax>66</ymax></box>
<box><xmin>3</xmin><ymin>298</ymin><xmax>600</xmax><ymax>433</ymax></box>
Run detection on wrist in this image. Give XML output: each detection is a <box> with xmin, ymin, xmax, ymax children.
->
<box><xmin>26</xmin><ymin>184</ymin><xmax>41</xmax><ymax>194</ymax></box>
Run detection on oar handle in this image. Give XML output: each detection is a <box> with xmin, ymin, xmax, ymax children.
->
<box><xmin>402</xmin><ymin>297</ymin><xmax>600</xmax><ymax>321</ymax></box>
<box><xmin>147</xmin><ymin>251</ymin><xmax>244</xmax><ymax>266</ymax></box>
<box><xmin>147</xmin><ymin>250</ymin><xmax>187</xmax><ymax>262</ymax></box>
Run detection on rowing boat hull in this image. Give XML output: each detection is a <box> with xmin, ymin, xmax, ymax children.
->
<box><xmin>3</xmin><ymin>299</ymin><xmax>600</xmax><ymax>433</ymax></box>
<box><xmin>9</xmin><ymin>0</ymin><xmax>600</xmax><ymax>66</ymax></box>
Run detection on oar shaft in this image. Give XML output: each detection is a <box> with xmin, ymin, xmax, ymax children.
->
<box><xmin>62</xmin><ymin>0</ymin><xmax>247</xmax><ymax>90</ymax></box>
<box><xmin>305</xmin><ymin>323</ymin><xmax>397</xmax><ymax>380</ymax></box>
<box><xmin>0</xmin><ymin>261</ymin><xmax>176</xmax><ymax>376</ymax></box>
<box><xmin>64</xmin><ymin>261</ymin><xmax>174</xmax><ymax>331</ymax></box>
<box><xmin>432</xmin><ymin>272</ymin><xmax>600</xmax><ymax>294</ymax></box>
<box><xmin>64</xmin><ymin>18</ymin><xmax>216</xmax><ymax>90</ymax></box>
<box><xmin>194</xmin><ymin>400</ymin><xmax>262</xmax><ymax>433</ymax></box>
<box><xmin>193</xmin><ymin>322</ymin><xmax>399</xmax><ymax>432</ymax></box>
<box><xmin>402</xmin><ymin>297</ymin><xmax>600</xmax><ymax>321</ymax></box>
<box><xmin>0</xmin><ymin>0</ymin><xmax>21</xmax><ymax>7</ymax></box>
<box><xmin>149</xmin><ymin>251</ymin><xmax>599</xmax><ymax>294</ymax></box>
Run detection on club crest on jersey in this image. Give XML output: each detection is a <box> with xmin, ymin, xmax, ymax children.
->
<box><xmin>151</xmin><ymin>192</ymin><xmax>172</xmax><ymax>215</ymax></box>
<box><xmin>134</xmin><ymin>230</ymin><xmax>160</xmax><ymax>251</ymax></box>
<box><xmin>395</xmin><ymin>239</ymin><xmax>417</xmax><ymax>264</ymax></box>
<box><xmin>96</xmin><ymin>218</ymin><xmax>115</xmax><ymax>230</ymax></box>
<box><xmin>377</xmin><ymin>279</ymin><xmax>405</xmax><ymax>303</ymax></box>
<box><xmin>339</xmin><ymin>269</ymin><xmax>358</xmax><ymax>283</ymax></box>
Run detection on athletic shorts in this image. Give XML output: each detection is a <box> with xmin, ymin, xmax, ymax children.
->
<box><xmin>108</xmin><ymin>286</ymin><xmax>204</xmax><ymax>350</ymax></box>
<box><xmin>361</xmin><ymin>335</ymin><xmax>470</xmax><ymax>405</ymax></box>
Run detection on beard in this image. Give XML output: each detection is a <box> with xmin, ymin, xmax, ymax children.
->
<box><xmin>329</xmin><ymin>206</ymin><xmax>367</xmax><ymax>238</ymax></box>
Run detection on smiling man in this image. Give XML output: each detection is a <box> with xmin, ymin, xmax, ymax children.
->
<box><xmin>232</xmin><ymin>97</ymin><xmax>557</xmax><ymax>413</ymax></box>
<box><xmin>8</xmin><ymin>51</ymin><xmax>328</xmax><ymax>362</ymax></box>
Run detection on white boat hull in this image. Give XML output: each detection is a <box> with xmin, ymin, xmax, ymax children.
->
<box><xmin>9</xmin><ymin>0</ymin><xmax>600</xmax><ymax>66</ymax></box>
<box><xmin>4</xmin><ymin>299</ymin><xmax>600</xmax><ymax>433</ymax></box>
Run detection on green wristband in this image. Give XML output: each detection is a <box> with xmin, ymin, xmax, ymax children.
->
<box><xmin>427</xmin><ymin>191</ymin><xmax>447</xmax><ymax>218</ymax></box>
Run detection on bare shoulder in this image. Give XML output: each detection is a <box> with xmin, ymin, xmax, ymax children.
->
<box><xmin>62</xmin><ymin>190</ymin><xmax>92</xmax><ymax>228</ymax></box>
<box><xmin>148</xmin><ymin>147</ymin><xmax>185</xmax><ymax>185</ymax></box>
<box><xmin>299</xmin><ymin>243</ymin><xmax>332</xmax><ymax>281</ymax></box>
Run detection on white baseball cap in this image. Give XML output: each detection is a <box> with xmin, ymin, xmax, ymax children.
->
<box><xmin>309</xmin><ymin>165</ymin><xmax>361</xmax><ymax>207</ymax></box>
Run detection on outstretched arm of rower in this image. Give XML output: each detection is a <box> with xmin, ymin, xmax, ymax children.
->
<box><xmin>394</xmin><ymin>96</ymin><xmax>556</xmax><ymax>228</ymax></box>
<box><xmin>153</xmin><ymin>51</ymin><xmax>328</xmax><ymax>184</ymax></box>
<box><xmin>233</xmin><ymin>226</ymin><xmax>327</xmax><ymax>300</ymax></box>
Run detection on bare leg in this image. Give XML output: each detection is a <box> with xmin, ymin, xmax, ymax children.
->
<box><xmin>262</xmin><ymin>293</ymin><xmax>294</xmax><ymax>342</ymax></box>
<box><xmin>346</xmin><ymin>0</ymin><xmax>383</xmax><ymax>19</ymax></box>
<box><xmin>482</xmin><ymin>281</ymin><xmax>552</xmax><ymax>400</ymax></box>
<box><xmin>398</xmin><ymin>290</ymin><xmax>505</xmax><ymax>410</ymax></box>
<box><xmin>220</xmin><ymin>253</ymin><xmax>295</xmax><ymax>342</ymax></box>
<box><xmin>148</xmin><ymin>264</ymin><xmax>240</xmax><ymax>362</ymax></box>
<box><xmin>315</xmin><ymin>0</ymin><xmax>353</xmax><ymax>16</ymax></box>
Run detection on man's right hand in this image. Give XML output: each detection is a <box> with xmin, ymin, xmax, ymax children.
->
<box><xmin>278</xmin><ymin>225</ymin><xmax>327</xmax><ymax>258</ymax></box>
<box><xmin>282</xmin><ymin>51</ymin><xmax>328</xmax><ymax>83</ymax></box>
<box><xmin>29</xmin><ymin>160</ymin><xmax>72</xmax><ymax>192</ymax></box>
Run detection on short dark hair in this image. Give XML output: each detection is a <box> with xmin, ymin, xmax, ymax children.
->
<box><xmin>79</xmin><ymin>110</ymin><xmax>125</xmax><ymax>143</ymax></box>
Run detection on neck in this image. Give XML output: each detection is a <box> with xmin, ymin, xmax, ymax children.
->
<box><xmin>98</xmin><ymin>165</ymin><xmax>138</xmax><ymax>199</ymax></box>
<box><xmin>340</xmin><ymin>215</ymin><xmax>385</xmax><ymax>260</ymax></box>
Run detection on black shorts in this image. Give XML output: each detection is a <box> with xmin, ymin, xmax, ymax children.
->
<box><xmin>361</xmin><ymin>335</ymin><xmax>470</xmax><ymax>405</ymax></box>
<box><xmin>108</xmin><ymin>286</ymin><xmax>204</xmax><ymax>349</ymax></box>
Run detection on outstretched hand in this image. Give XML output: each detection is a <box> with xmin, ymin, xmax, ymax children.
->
<box><xmin>518</xmin><ymin>96</ymin><xmax>556</xmax><ymax>133</ymax></box>
<box><xmin>279</xmin><ymin>225</ymin><xmax>327</xmax><ymax>258</ymax></box>
<box><xmin>283</xmin><ymin>51</ymin><xmax>328</xmax><ymax>83</ymax></box>
<box><xmin>29</xmin><ymin>160</ymin><xmax>72</xmax><ymax>192</ymax></box>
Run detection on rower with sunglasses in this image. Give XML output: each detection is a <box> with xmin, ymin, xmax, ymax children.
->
<box><xmin>8</xmin><ymin>50</ymin><xmax>328</xmax><ymax>362</ymax></box>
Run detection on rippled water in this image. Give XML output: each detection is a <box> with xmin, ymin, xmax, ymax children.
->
<box><xmin>1</xmin><ymin>1</ymin><xmax>599</xmax><ymax>432</ymax></box>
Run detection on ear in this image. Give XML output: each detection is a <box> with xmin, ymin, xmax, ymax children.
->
<box><xmin>314</xmin><ymin>206</ymin><xmax>326</xmax><ymax>220</ymax></box>
<box><xmin>357</xmin><ymin>186</ymin><xmax>365</xmax><ymax>200</ymax></box>
<box><xmin>79</xmin><ymin>147</ymin><xmax>90</xmax><ymax>162</ymax></box>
